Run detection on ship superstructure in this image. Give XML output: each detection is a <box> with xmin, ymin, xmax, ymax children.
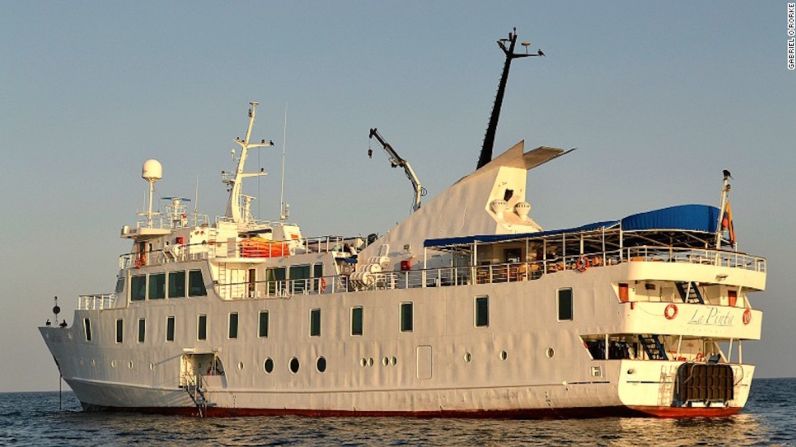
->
<box><xmin>40</xmin><ymin>32</ymin><xmax>765</xmax><ymax>419</ymax></box>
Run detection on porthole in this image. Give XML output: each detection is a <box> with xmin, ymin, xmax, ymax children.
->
<box><xmin>499</xmin><ymin>350</ymin><xmax>508</xmax><ymax>361</ymax></box>
<box><xmin>290</xmin><ymin>357</ymin><xmax>300</xmax><ymax>374</ymax></box>
<box><xmin>91</xmin><ymin>359</ymin><xmax>96</xmax><ymax>367</ymax></box>
<box><xmin>317</xmin><ymin>357</ymin><xmax>327</xmax><ymax>373</ymax></box>
<box><xmin>391</xmin><ymin>356</ymin><xmax>397</xmax><ymax>366</ymax></box>
<box><xmin>111</xmin><ymin>360</ymin><xmax>117</xmax><ymax>368</ymax></box>
<box><xmin>128</xmin><ymin>361</ymin><xmax>134</xmax><ymax>369</ymax></box>
<box><xmin>238</xmin><ymin>361</ymin><xmax>244</xmax><ymax>370</ymax></box>
<box><xmin>464</xmin><ymin>352</ymin><xmax>472</xmax><ymax>363</ymax></box>
<box><xmin>263</xmin><ymin>358</ymin><xmax>274</xmax><ymax>373</ymax></box>
<box><xmin>149</xmin><ymin>362</ymin><xmax>155</xmax><ymax>370</ymax></box>
<box><xmin>360</xmin><ymin>358</ymin><xmax>367</xmax><ymax>367</ymax></box>
<box><xmin>382</xmin><ymin>357</ymin><xmax>389</xmax><ymax>366</ymax></box>
<box><xmin>368</xmin><ymin>357</ymin><xmax>374</xmax><ymax>367</ymax></box>
<box><xmin>546</xmin><ymin>347</ymin><xmax>555</xmax><ymax>359</ymax></box>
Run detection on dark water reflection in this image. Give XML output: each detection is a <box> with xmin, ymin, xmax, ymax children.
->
<box><xmin>1</xmin><ymin>378</ymin><xmax>793</xmax><ymax>446</ymax></box>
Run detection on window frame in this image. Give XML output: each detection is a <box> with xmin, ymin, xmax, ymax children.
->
<box><xmin>351</xmin><ymin>306</ymin><xmax>364</xmax><ymax>336</ymax></box>
<box><xmin>168</xmin><ymin>271</ymin><xmax>186</xmax><ymax>299</ymax></box>
<box><xmin>188</xmin><ymin>269</ymin><xmax>207</xmax><ymax>297</ymax></box>
<box><xmin>148</xmin><ymin>272</ymin><xmax>166</xmax><ymax>300</ymax></box>
<box><xmin>310</xmin><ymin>308</ymin><xmax>321</xmax><ymax>337</ymax></box>
<box><xmin>475</xmin><ymin>295</ymin><xmax>489</xmax><ymax>328</ymax></box>
<box><xmin>130</xmin><ymin>274</ymin><xmax>147</xmax><ymax>301</ymax></box>
<box><xmin>84</xmin><ymin>318</ymin><xmax>92</xmax><ymax>341</ymax></box>
<box><xmin>228</xmin><ymin>312</ymin><xmax>239</xmax><ymax>339</ymax></box>
<box><xmin>197</xmin><ymin>314</ymin><xmax>207</xmax><ymax>341</ymax></box>
<box><xmin>166</xmin><ymin>316</ymin><xmax>175</xmax><ymax>342</ymax></box>
<box><xmin>258</xmin><ymin>310</ymin><xmax>269</xmax><ymax>338</ymax></box>
<box><xmin>137</xmin><ymin>318</ymin><xmax>146</xmax><ymax>343</ymax></box>
<box><xmin>400</xmin><ymin>302</ymin><xmax>413</xmax><ymax>332</ymax></box>
<box><xmin>557</xmin><ymin>288</ymin><xmax>574</xmax><ymax>321</ymax></box>
<box><xmin>115</xmin><ymin>319</ymin><xmax>123</xmax><ymax>344</ymax></box>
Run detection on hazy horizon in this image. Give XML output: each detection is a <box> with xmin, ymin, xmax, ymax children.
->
<box><xmin>1</xmin><ymin>1</ymin><xmax>794</xmax><ymax>392</ymax></box>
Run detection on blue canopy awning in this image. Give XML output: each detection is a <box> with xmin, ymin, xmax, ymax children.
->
<box><xmin>423</xmin><ymin>204</ymin><xmax>719</xmax><ymax>249</ymax></box>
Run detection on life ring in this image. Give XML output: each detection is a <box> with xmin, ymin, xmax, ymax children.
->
<box><xmin>664</xmin><ymin>303</ymin><xmax>679</xmax><ymax>320</ymax></box>
<box><xmin>134</xmin><ymin>256</ymin><xmax>145</xmax><ymax>269</ymax></box>
<box><xmin>694</xmin><ymin>352</ymin><xmax>705</xmax><ymax>362</ymax></box>
<box><xmin>742</xmin><ymin>308</ymin><xmax>752</xmax><ymax>325</ymax></box>
<box><xmin>575</xmin><ymin>257</ymin><xmax>590</xmax><ymax>272</ymax></box>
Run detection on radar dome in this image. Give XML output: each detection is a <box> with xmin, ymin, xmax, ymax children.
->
<box><xmin>142</xmin><ymin>159</ymin><xmax>163</xmax><ymax>181</ymax></box>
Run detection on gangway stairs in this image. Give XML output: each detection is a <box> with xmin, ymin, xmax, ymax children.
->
<box><xmin>675</xmin><ymin>281</ymin><xmax>704</xmax><ymax>304</ymax></box>
<box><xmin>638</xmin><ymin>334</ymin><xmax>669</xmax><ymax>361</ymax></box>
<box><xmin>184</xmin><ymin>375</ymin><xmax>210</xmax><ymax>417</ymax></box>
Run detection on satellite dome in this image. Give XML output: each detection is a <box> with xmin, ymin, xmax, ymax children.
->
<box><xmin>142</xmin><ymin>159</ymin><xmax>163</xmax><ymax>181</ymax></box>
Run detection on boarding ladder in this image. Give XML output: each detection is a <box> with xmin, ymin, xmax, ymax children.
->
<box><xmin>184</xmin><ymin>375</ymin><xmax>209</xmax><ymax>417</ymax></box>
<box><xmin>638</xmin><ymin>334</ymin><xmax>668</xmax><ymax>361</ymax></box>
<box><xmin>675</xmin><ymin>281</ymin><xmax>704</xmax><ymax>304</ymax></box>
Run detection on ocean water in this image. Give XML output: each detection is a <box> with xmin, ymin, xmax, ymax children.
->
<box><xmin>1</xmin><ymin>378</ymin><xmax>794</xmax><ymax>446</ymax></box>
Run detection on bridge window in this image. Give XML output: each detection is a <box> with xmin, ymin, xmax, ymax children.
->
<box><xmin>351</xmin><ymin>306</ymin><xmax>363</xmax><ymax>336</ymax></box>
<box><xmin>149</xmin><ymin>273</ymin><xmax>165</xmax><ymax>300</ymax></box>
<box><xmin>168</xmin><ymin>271</ymin><xmax>185</xmax><ymax>298</ymax></box>
<box><xmin>188</xmin><ymin>270</ymin><xmax>207</xmax><ymax>297</ymax></box>
<box><xmin>228</xmin><ymin>313</ymin><xmax>239</xmax><ymax>339</ymax></box>
<box><xmin>475</xmin><ymin>296</ymin><xmax>489</xmax><ymax>327</ymax></box>
<box><xmin>290</xmin><ymin>264</ymin><xmax>310</xmax><ymax>293</ymax></box>
<box><xmin>400</xmin><ymin>302</ymin><xmax>413</xmax><ymax>332</ymax></box>
<box><xmin>115</xmin><ymin>319</ymin><xmax>123</xmax><ymax>343</ymax></box>
<box><xmin>83</xmin><ymin>318</ymin><xmax>92</xmax><ymax>341</ymax></box>
<box><xmin>166</xmin><ymin>316</ymin><xmax>175</xmax><ymax>342</ymax></box>
<box><xmin>258</xmin><ymin>311</ymin><xmax>269</xmax><ymax>338</ymax></box>
<box><xmin>114</xmin><ymin>277</ymin><xmax>125</xmax><ymax>294</ymax></box>
<box><xmin>131</xmin><ymin>275</ymin><xmax>146</xmax><ymax>301</ymax></box>
<box><xmin>137</xmin><ymin>318</ymin><xmax>146</xmax><ymax>343</ymax></box>
<box><xmin>310</xmin><ymin>309</ymin><xmax>321</xmax><ymax>337</ymax></box>
<box><xmin>558</xmin><ymin>288</ymin><xmax>573</xmax><ymax>321</ymax></box>
<box><xmin>197</xmin><ymin>314</ymin><xmax>207</xmax><ymax>340</ymax></box>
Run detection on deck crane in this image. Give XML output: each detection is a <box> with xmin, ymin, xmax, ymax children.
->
<box><xmin>368</xmin><ymin>128</ymin><xmax>426</xmax><ymax>213</ymax></box>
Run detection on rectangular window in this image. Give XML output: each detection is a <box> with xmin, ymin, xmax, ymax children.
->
<box><xmin>558</xmin><ymin>288</ymin><xmax>573</xmax><ymax>321</ymax></box>
<box><xmin>197</xmin><ymin>315</ymin><xmax>207</xmax><ymax>340</ymax></box>
<box><xmin>84</xmin><ymin>318</ymin><xmax>92</xmax><ymax>341</ymax></box>
<box><xmin>148</xmin><ymin>273</ymin><xmax>166</xmax><ymax>299</ymax></box>
<box><xmin>247</xmin><ymin>268</ymin><xmax>256</xmax><ymax>297</ymax></box>
<box><xmin>290</xmin><ymin>264</ymin><xmax>311</xmax><ymax>293</ymax></box>
<box><xmin>166</xmin><ymin>316</ymin><xmax>175</xmax><ymax>342</ymax></box>
<box><xmin>351</xmin><ymin>306</ymin><xmax>363</xmax><ymax>336</ymax></box>
<box><xmin>188</xmin><ymin>270</ymin><xmax>207</xmax><ymax>297</ymax></box>
<box><xmin>475</xmin><ymin>296</ymin><xmax>489</xmax><ymax>327</ymax></box>
<box><xmin>310</xmin><ymin>308</ymin><xmax>321</xmax><ymax>337</ymax></box>
<box><xmin>400</xmin><ymin>302</ymin><xmax>413</xmax><ymax>332</ymax></box>
<box><xmin>131</xmin><ymin>275</ymin><xmax>146</xmax><ymax>301</ymax></box>
<box><xmin>168</xmin><ymin>271</ymin><xmax>186</xmax><ymax>298</ymax></box>
<box><xmin>228</xmin><ymin>313</ymin><xmax>239</xmax><ymax>339</ymax></box>
<box><xmin>114</xmin><ymin>277</ymin><xmax>125</xmax><ymax>294</ymax></box>
<box><xmin>115</xmin><ymin>319</ymin><xmax>123</xmax><ymax>343</ymax></box>
<box><xmin>138</xmin><ymin>318</ymin><xmax>146</xmax><ymax>343</ymax></box>
<box><xmin>258</xmin><ymin>311</ymin><xmax>269</xmax><ymax>338</ymax></box>
<box><xmin>313</xmin><ymin>263</ymin><xmax>324</xmax><ymax>291</ymax></box>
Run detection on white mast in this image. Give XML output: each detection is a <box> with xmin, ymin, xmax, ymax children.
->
<box><xmin>223</xmin><ymin>101</ymin><xmax>273</xmax><ymax>223</ymax></box>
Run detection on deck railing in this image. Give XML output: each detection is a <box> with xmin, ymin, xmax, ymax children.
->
<box><xmin>77</xmin><ymin>293</ymin><xmax>118</xmax><ymax>310</ymax></box>
<box><xmin>118</xmin><ymin>235</ymin><xmax>354</xmax><ymax>269</ymax></box>
<box><xmin>214</xmin><ymin>245</ymin><xmax>766</xmax><ymax>300</ymax></box>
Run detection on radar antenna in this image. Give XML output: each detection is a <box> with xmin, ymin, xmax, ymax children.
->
<box><xmin>368</xmin><ymin>128</ymin><xmax>426</xmax><ymax>213</ymax></box>
<box><xmin>477</xmin><ymin>27</ymin><xmax>544</xmax><ymax>169</ymax></box>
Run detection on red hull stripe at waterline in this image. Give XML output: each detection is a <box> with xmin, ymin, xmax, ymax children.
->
<box><xmin>81</xmin><ymin>404</ymin><xmax>742</xmax><ymax>419</ymax></box>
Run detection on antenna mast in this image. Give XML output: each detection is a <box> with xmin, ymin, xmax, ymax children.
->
<box><xmin>279</xmin><ymin>104</ymin><xmax>289</xmax><ymax>221</ymax></box>
<box><xmin>223</xmin><ymin>101</ymin><xmax>274</xmax><ymax>224</ymax></box>
<box><xmin>477</xmin><ymin>28</ymin><xmax>544</xmax><ymax>169</ymax></box>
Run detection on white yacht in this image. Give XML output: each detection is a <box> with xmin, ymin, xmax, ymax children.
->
<box><xmin>40</xmin><ymin>31</ymin><xmax>764</xmax><ymax>418</ymax></box>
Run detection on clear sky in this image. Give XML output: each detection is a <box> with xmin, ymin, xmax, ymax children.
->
<box><xmin>1</xmin><ymin>1</ymin><xmax>794</xmax><ymax>391</ymax></box>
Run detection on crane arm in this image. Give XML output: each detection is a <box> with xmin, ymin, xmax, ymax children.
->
<box><xmin>369</xmin><ymin>128</ymin><xmax>425</xmax><ymax>212</ymax></box>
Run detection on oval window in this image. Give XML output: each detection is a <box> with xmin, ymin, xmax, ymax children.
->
<box><xmin>391</xmin><ymin>356</ymin><xmax>398</xmax><ymax>366</ymax></box>
<box><xmin>238</xmin><ymin>361</ymin><xmax>244</xmax><ymax>370</ymax></box>
<box><xmin>500</xmin><ymin>350</ymin><xmax>508</xmax><ymax>361</ymax></box>
<box><xmin>464</xmin><ymin>352</ymin><xmax>472</xmax><ymax>363</ymax></box>
<box><xmin>317</xmin><ymin>357</ymin><xmax>327</xmax><ymax>373</ymax></box>
<box><xmin>263</xmin><ymin>357</ymin><xmax>274</xmax><ymax>373</ymax></box>
<box><xmin>290</xmin><ymin>357</ymin><xmax>300</xmax><ymax>374</ymax></box>
<box><xmin>546</xmin><ymin>347</ymin><xmax>555</xmax><ymax>359</ymax></box>
<box><xmin>382</xmin><ymin>357</ymin><xmax>389</xmax><ymax>366</ymax></box>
